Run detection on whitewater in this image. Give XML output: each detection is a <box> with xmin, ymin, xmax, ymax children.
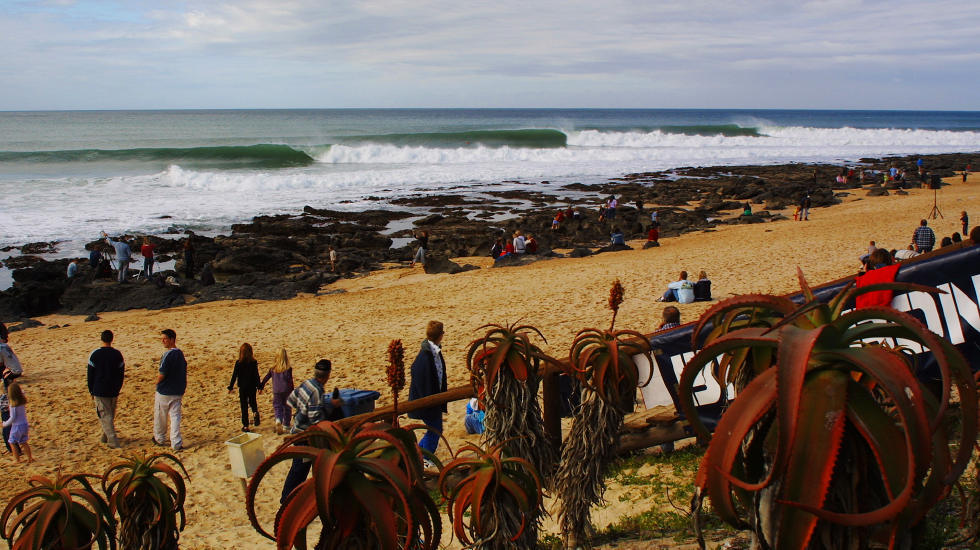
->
<box><xmin>1</xmin><ymin>109</ymin><xmax>979</xmax><ymax>254</ymax></box>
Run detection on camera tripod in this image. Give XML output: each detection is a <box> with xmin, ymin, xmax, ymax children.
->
<box><xmin>928</xmin><ymin>188</ymin><xmax>944</xmax><ymax>220</ymax></box>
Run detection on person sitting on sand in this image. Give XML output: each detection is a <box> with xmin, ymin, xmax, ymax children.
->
<box><xmin>693</xmin><ymin>271</ymin><xmax>712</xmax><ymax>302</ymax></box>
<box><xmin>657</xmin><ymin>271</ymin><xmax>695</xmax><ymax>304</ymax></box>
<box><xmin>409</xmin><ymin>321</ymin><xmax>448</xmax><ymax>462</ymax></box>
<box><xmin>610</xmin><ymin>227</ymin><xmax>625</xmax><ymax>246</ymax></box>
<box><xmin>281</xmin><ymin>359</ymin><xmax>343</xmax><ymax>503</ymax></box>
<box><xmin>3</xmin><ymin>382</ymin><xmax>32</xmax><ymax>463</ymax></box>
<box><xmin>940</xmin><ymin>236</ymin><xmax>953</xmax><ymax>248</ymax></box>
<box><xmin>859</xmin><ymin>240</ymin><xmax>877</xmax><ymax>265</ymax></box>
<box><xmin>741</xmin><ymin>203</ymin><xmax>752</xmax><ymax>216</ymax></box>
<box><xmin>411</xmin><ymin>230</ymin><xmax>429</xmax><ymax>268</ymax></box>
<box><xmin>647</xmin><ymin>225</ymin><xmax>659</xmax><ymax>244</ymax></box>
<box><xmin>525</xmin><ymin>233</ymin><xmax>538</xmax><ymax>254</ymax></box>
<box><xmin>260</xmin><ymin>347</ymin><xmax>295</xmax><ymax>435</ymax></box>
<box><xmin>228</xmin><ymin>343</ymin><xmax>262</xmax><ymax>432</ymax></box>
<box><xmin>952</xmin><ymin>232</ymin><xmax>962</xmax><ymax>243</ymax></box>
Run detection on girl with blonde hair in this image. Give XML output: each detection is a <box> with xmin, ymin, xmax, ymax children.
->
<box><xmin>3</xmin><ymin>382</ymin><xmax>32</xmax><ymax>462</ymax></box>
<box><xmin>260</xmin><ymin>347</ymin><xmax>295</xmax><ymax>434</ymax></box>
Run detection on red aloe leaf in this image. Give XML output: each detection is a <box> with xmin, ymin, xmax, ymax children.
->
<box><xmin>775</xmin><ymin>369</ymin><xmax>849</xmax><ymax>550</ymax></box>
<box><xmin>699</xmin><ymin>368</ymin><xmax>778</xmax><ymax>527</ymax></box>
<box><xmin>691</xmin><ymin>294</ymin><xmax>799</xmax><ymax>348</ymax></box>
<box><xmin>678</xmin><ymin>328</ymin><xmax>780</xmax><ymax>440</ymax></box>
<box><xmin>275</xmin><ymin>482</ymin><xmax>319</xmax><ymax>550</ymax></box>
<box><xmin>846</xmin><ymin>381</ymin><xmax>907</xmax><ymax>499</ymax></box>
<box><xmin>312</xmin><ymin>451</ymin><xmax>346</xmax><ymax>528</ymax></box>
<box><xmin>770</xmin><ymin>325</ymin><xmax>828</xmax><ymax>492</ymax></box>
<box><xmin>469</xmin><ymin>467</ymin><xmax>497</xmax><ymax>536</ymax></box>
<box><xmin>347</xmin><ymin>474</ymin><xmax>402</xmax><ymax>550</ymax></box>
<box><xmin>507</xmin><ymin>352</ymin><xmax>528</xmax><ymax>381</ymax></box>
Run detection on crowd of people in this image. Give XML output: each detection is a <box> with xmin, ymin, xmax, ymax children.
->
<box><xmin>858</xmin><ymin>215</ymin><xmax>974</xmax><ymax>271</ymax></box>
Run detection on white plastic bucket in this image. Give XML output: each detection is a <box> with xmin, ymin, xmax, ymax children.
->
<box><xmin>225</xmin><ymin>432</ymin><xmax>265</xmax><ymax>478</ymax></box>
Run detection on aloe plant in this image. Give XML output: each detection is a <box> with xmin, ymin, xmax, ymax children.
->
<box><xmin>438</xmin><ymin>440</ymin><xmax>543</xmax><ymax>549</ymax></box>
<box><xmin>102</xmin><ymin>451</ymin><xmax>189</xmax><ymax>550</ymax></box>
<box><xmin>0</xmin><ymin>473</ymin><xmax>116</xmax><ymax>550</ymax></box>
<box><xmin>678</xmin><ymin>271</ymin><xmax>978</xmax><ymax>549</ymax></box>
<box><xmin>554</xmin><ymin>280</ymin><xmax>653</xmax><ymax>549</ymax></box>
<box><xmin>464</xmin><ymin>321</ymin><xmax>557</xmax><ymax>547</ymax></box>
<box><xmin>246</xmin><ymin>420</ymin><xmax>441</xmax><ymax>550</ymax></box>
<box><xmin>465</xmin><ymin>322</ymin><xmax>557</xmax><ymax>478</ymax></box>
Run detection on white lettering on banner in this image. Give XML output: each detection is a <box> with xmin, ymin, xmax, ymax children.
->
<box><xmin>638</xmin><ymin>273</ymin><xmax>980</xmax><ymax>412</ymax></box>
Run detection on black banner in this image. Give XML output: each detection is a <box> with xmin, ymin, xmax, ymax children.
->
<box><xmin>638</xmin><ymin>243</ymin><xmax>980</xmax><ymax>431</ymax></box>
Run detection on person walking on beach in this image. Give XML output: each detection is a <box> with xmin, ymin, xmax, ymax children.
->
<box><xmin>228</xmin><ymin>343</ymin><xmax>262</xmax><ymax>432</ymax></box>
<box><xmin>410</xmin><ymin>230</ymin><xmax>428</xmax><ymax>268</ymax></box>
<box><xmin>0</xmin><ymin>323</ymin><xmax>22</xmax><ymax>454</ymax></box>
<box><xmin>3</xmin><ymin>382</ymin><xmax>32</xmax><ymax>463</ymax></box>
<box><xmin>799</xmin><ymin>195</ymin><xmax>811</xmax><ymax>221</ymax></box>
<box><xmin>153</xmin><ymin>329</ymin><xmax>186</xmax><ymax>451</ymax></box>
<box><xmin>101</xmin><ymin>232</ymin><xmax>132</xmax><ymax>283</ymax></box>
<box><xmin>260</xmin><ymin>347</ymin><xmax>295</xmax><ymax>434</ymax></box>
<box><xmin>88</xmin><ymin>330</ymin><xmax>125</xmax><ymax>448</ymax></box>
<box><xmin>140</xmin><ymin>237</ymin><xmax>156</xmax><ymax>279</ymax></box>
<box><xmin>962</xmin><ymin>211</ymin><xmax>969</xmax><ymax>236</ymax></box>
<box><xmin>408</xmin><ymin>321</ymin><xmax>448</xmax><ymax>462</ymax></box>
<box><xmin>281</xmin><ymin>359</ymin><xmax>343</xmax><ymax>504</ymax></box>
<box><xmin>912</xmin><ymin>219</ymin><xmax>936</xmax><ymax>253</ymax></box>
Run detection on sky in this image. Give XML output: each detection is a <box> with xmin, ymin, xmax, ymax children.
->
<box><xmin>2</xmin><ymin>0</ymin><xmax>979</xmax><ymax>111</ymax></box>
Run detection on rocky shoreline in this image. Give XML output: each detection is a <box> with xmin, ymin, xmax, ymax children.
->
<box><xmin>1</xmin><ymin>151</ymin><xmax>973</xmax><ymax>323</ymax></box>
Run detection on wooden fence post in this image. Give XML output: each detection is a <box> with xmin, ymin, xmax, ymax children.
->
<box><xmin>541</xmin><ymin>370</ymin><xmax>562</xmax><ymax>452</ymax></box>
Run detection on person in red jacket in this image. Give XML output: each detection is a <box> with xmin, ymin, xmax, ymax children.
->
<box><xmin>140</xmin><ymin>237</ymin><xmax>156</xmax><ymax>278</ymax></box>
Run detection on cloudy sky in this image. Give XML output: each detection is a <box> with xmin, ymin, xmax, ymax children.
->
<box><xmin>2</xmin><ymin>0</ymin><xmax>978</xmax><ymax>110</ymax></box>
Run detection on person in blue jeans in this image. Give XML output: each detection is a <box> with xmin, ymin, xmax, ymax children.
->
<box><xmin>408</xmin><ymin>321</ymin><xmax>448</xmax><ymax>464</ymax></box>
<box><xmin>280</xmin><ymin>359</ymin><xmax>343</xmax><ymax>505</ymax></box>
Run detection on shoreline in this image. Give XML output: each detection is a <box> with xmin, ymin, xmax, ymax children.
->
<box><xmin>1</xmin><ymin>151</ymin><xmax>975</xmax><ymax>322</ymax></box>
<box><xmin>0</xmin><ymin>170</ymin><xmax>976</xmax><ymax>547</ymax></box>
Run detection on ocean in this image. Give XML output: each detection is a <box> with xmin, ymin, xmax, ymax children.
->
<box><xmin>1</xmin><ymin>108</ymin><xmax>979</xmax><ymax>255</ymax></box>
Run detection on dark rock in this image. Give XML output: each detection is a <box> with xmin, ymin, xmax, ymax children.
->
<box><xmin>422</xmin><ymin>254</ymin><xmax>478</xmax><ymax>275</ymax></box>
<box><xmin>84</xmin><ymin>314</ymin><xmax>100</xmax><ymax>322</ymax></box>
<box><xmin>569</xmin><ymin>247</ymin><xmax>592</xmax><ymax>258</ymax></box>
<box><xmin>738</xmin><ymin>215</ymin><xmax>765</xmax><ymax>224</ymax></box>
<box><xmin>643</xmin><ymin>241</ymin><xmax>661</xmax><ymax>249</ymax></box>
<box><xmin>866</xmin><ymin>187</ymin><xmax>889</xmax><ymax>197</ymax></box>
<box><xmin>595</xmin><ymin>243</ymin><xmax>633</xmax><ymax>254</ymax></box>
<box><xmin>896</xmin><ymin>190</ymin><xmax>908</xmax><ymax>195</ymax></box>
<box><xmin>21</xmin><ymin>241</ymin><xmax>59</xmax><ymax>254</ymax></box>
<box><xmin>7</xmin><ymin>319</ymin><xmax>43</xmax><ymax>332</ymax></box>
<box><xmin>60</xmin><ymin>278</ymin><xmax>187</xmax><ymax>314</ymax></box>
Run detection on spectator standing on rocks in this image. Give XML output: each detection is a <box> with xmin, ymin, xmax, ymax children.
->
<box><xmin>328</xmin><ymin>245</ymin><xmax>337</xmax><ymax>272</ymax></box>
<box><xmin>153</xmin><ymin>329</ymin><xmax>187</xmax><ymax>451</ymax></box>
<box><xmin>605</xmin><ymin>195</ymin><xmax>618</xmax><ymax>221</ymax></box>
<box><xmin>88</xmin><ymin>330</ymin><xmax>124</xmax><ymax>448</ymax></box>
<box><xmin>961</xmin><ymin>211</ymin><xmax>969</xmax><ymax>236</ymax></box>
<box><xmin>912</xmin><ymin>219</ymin><xmax>936</xmax><ymax>253</ymax></box>
<box><xmin>409</xmin><ymin>321</ymin><xmax>448</xmax><ymax>460</ymax></box>
<box><xmin>89</xmin><ymin>247</ymin><xmax>102</xmax><ymax>269</ymax></box>
<box><xmin>66</xmin><ymin>260</ymin><xmax>78</xmax><ymax>281</ymax></box>
<box><xmin>140</xmin><ymin>237</ymin><xmax>156</xmax><ymax>279</ymax></box>
<box><xmin>410</xmin><ymin>230</ymin><xmax>428</xmax><ymax>268</ymax></box>
<box><xmin>182</xmin><ymin>239</ymin><xmax>195</xmax><ymax>280</ymax></box>
<box><xmin>101</xmin><ymin>232</ymin><xmax>132</xmax><ymax>283</ymax></box>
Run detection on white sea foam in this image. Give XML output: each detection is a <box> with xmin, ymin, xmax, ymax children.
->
<box><xmin>2</xmin><ymin>125</ymin><xmax>978</xmax><ymax>252</ymax></box>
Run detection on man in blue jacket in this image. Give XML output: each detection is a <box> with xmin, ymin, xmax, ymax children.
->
<box><xmin>408</xmin><ymin>321</ymin><xmax>448</xmax><ymax>458</ymax></box>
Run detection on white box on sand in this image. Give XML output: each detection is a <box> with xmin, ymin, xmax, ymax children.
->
<box><xmin>225</xmin><ymin>432</ymin><xmax>265</xmax><ymax>479</ymax></box>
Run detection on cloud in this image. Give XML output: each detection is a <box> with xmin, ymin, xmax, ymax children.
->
<box><xmin>1</xmin><ymin>0</ymin><xmax>978</xmax><ymax>109</ymax></box>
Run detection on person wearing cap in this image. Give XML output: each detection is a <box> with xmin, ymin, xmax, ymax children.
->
<box><xmin>408</xmin><ymin>321</ymin><xmax>448</xmax><ymax>457</ymax></box>
<box><xmin>280</xmin><ymin>358</ymin><xmax>343</xmax><ymax>504</ymax></box>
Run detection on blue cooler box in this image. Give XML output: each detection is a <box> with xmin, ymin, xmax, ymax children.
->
<box><xmin>338</xmin><ymin>389</ymin><xmax>382</xmax><ymax>418</ymax></box>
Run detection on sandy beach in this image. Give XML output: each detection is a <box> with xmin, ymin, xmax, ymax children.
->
<box><xmin>1</xmin><ymin>174</ymin><xmax>977</xmax><ymax>548</ymax></box>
